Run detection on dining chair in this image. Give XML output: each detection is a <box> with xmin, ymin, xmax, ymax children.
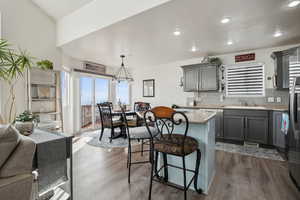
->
<box><xmin>121</xmin><ymin>106</ymin><xmax>159</xmax><ymax>184</ymax></box>
<box><xmin>133</xmin><ymin>102</ymin><xmax>152</xmax><ymax>155</ymax></box>
<box><xmin>144</xmin><ymin>106</ymin><xmax>202</xmax><ymax>200</ymax></box>
<box><xmin>97</xmin><ymin>102</ymin><xmax>123</xmax><ymax>143</ymax></box>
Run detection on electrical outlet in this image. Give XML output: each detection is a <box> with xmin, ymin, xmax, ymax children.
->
<box><xmin>267</xmin><ymin>97</ymin><xmax>275</xmax><ymax>103</ymax></box>
<box><xmin>276</xmin><ymin>97</ymin><xmax>281</xmax><ymax>103</ymax></box>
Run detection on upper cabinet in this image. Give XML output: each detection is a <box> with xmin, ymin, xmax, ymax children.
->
<box><xmin>182</xmin><ymin>63</ymin><xmax>218</xmax><ymax>92</ymax></box>
<box><xmin>271</xmin><ymin>50</ymin><xmax>290</xmax><ymax>90</ymax></box>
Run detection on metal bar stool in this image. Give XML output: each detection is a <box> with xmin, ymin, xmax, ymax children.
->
<box><xmin>144</xmin><ymin>106</ymin><xmax>202</xmax><ymax>200</ymax></box>
<box><xmin>121</xmin><ymin>107</ymin><xmax>159</xmax><ymax>184</ymax></box>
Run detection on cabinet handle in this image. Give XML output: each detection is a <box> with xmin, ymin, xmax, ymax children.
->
<box><xmin>245</xmin><ymin>117</ymin><xmax>247</xmax><ymax>129</ymax></box>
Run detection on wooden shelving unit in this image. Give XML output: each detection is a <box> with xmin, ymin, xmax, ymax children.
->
<box><xmin>27</xmin><ymin>68</ymin><xmax>63</xmax><ymax>132</ymax></box>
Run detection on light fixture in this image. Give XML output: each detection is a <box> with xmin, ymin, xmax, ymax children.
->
<box><xmin>173</xmin><ymin>28</ymin><xmax>181</xmax><ymax>36</ymax></box>
<box><xmin>191</xmin><ymin>46</ymin><xmax>198</xmax><ymax>52</ymax></box>
<box><xmin>221</xmin><ymin>17</ymin><xmax>230</xmax><ymax>24</ymax></box>
<box><xmin>288</xmin><ymin>0</ymin><xmax>300</xmax><ymax>7</ymax></box>
<box><xmin>273</xmin><ymin>31</ymin><xmax>283</xmax><ymax>37</ymax></box>
<box><xmin>227</xmin><ymin>40</ymin><xmax>233</xmax><ymax>45</ymax></box>
<box><xmin>113</xmin><ymin>55</ymin><xmax>134</xmax><ymax>82</ymax></box>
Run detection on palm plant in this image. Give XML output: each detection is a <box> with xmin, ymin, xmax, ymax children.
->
<box><xmin>0</xmin><ymin>39</ymin><xmax>34</xmax><ymax>123</ymax></box>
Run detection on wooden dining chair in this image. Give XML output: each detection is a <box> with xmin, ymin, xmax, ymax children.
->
<box><xmin>97</xmin><ymin>102</ymin><xmax>123</xmax><ymax>143</ymax></box>
<box><xmin>144</xmin><ymin>106</ymin><xmax>202</xmax><ymax>200</ymax></box>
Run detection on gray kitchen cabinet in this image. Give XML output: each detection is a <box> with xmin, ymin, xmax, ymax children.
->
<box><xmin>183</xmin><ymin>65</ymin><xmax>199</xmax><ymax>92</ymax></box>
<box><xmin>273</xmin><ymin>111</ymin><xmax>286</xmax><ymax>149</ymax></box>
<box><xmin>182</xmin><ymin>64</ymin><xmax>218</xmax><ymax>92</ymax></box>
<box><xmin>271</xmin><ymin>51</ymin><xmax>289</xmax><ymax>90</ymax></box>
<box><xmin>200</xmin><ymin>65</ymin><xmax>218</xmax><ymax>90</ymax></box>
<box><xmin>245</xmin><ymin>116</ymin><xmax>269</xmax><ymax>144</ymax></box>
<box><xmin>223</xmin><ymin>115</ymin><xmax>244</xmax><ymax>141</ymax></box>
<box><xmin>223</xmin><ymin>109</ymin><xmax>269</xmax><ymax>144</ymax></box>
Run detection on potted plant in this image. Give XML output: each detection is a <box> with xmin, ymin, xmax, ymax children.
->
<box><xmin>14</xmin><ymin>111</ymin><xmax>39</xmax><ymax>136</ymax></box>
<box><xmin>36</xmin><ymin>59</ymin><xmax>53</xmax><ymax>70</ymax></box>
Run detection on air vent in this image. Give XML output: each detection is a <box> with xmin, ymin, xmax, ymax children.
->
<box><xmin>84</xmin><ymin>61</ymin><xmax>106</xmax><ymax>74</ymax></box>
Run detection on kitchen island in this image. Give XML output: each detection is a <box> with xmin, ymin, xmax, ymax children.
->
<box><xmin>158</xmin><ymin>109</ymin><xmax>216</xmax><ymax>194</ymax></box>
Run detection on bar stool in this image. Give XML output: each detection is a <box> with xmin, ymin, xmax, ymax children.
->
<box><xmin>144</xmin><ymin>106</ymin><xmax>202</xmax><ymax>200</ymax></box>
<box><xmin>121</xmin><ymin>107</ymin><xmax>159</xmax><ymax>184</ymax></box>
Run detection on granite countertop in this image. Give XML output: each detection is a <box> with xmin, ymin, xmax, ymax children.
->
<box><xmin>178</xmin><ymin>104</ymin><xmax>288</xmax><ymax>111</ymax></box>
<box><xmin>179</xmin><ymin>110</ymin><xmax>217</xmax><ymax>124</ymax></box>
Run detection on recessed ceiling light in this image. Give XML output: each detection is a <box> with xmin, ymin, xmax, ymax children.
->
<box><xmin>221</xmin><ymin>17</ymin><xmax>230</xmax><ymax>24</ymax></box>
<box><xmin>273</xmin><ymin>31</ymin><xmax>283</xmax><ymax>37</ymax></box>
<box><xmin>173</xmin><ymin>29</ymin><xmax>181</xmax><ymax>36</ymax></box>
<box><xmin>288</xmin><ymin>0</ymin><xmax>300</xmax><ymax>7</ymax></box>
<box><xmin>191</xmin><ymin>46</ymin><xmax>198</xmax><ymax>52</ymax></box>
<box><xmin>227</xmin><ymin>41</ymin><xmax>233</xmax><ymax>45</ymax></box>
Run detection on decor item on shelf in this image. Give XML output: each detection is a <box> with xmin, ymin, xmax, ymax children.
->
<box><xmin>209</xmin><ymin>57</ymin><xmax>222</xmax><ymax>66</ymax></box>
<box><xmin>201</xmin><ymin>56</ymin><xmax>210</xmax><ymax>63</ymax></box>
<box><xmin>113</xmin><ymin>55</ymin><xmax>134</xmax><ymax>83</ymax></box>
<box><xmin>0</xmin><ymin>39</ymin><xmax>34</xmax><ymax>123</ymax></box>
<box><xmin>36</xmin><ymin>59</ymin><xmax>53</xmax><ymax>70</ymax></box>
<box><xmin>143</xmin><ymin>79</ymin><xmax>155</xmax><ymax>97</ymax></box>
<box><xmin>37</xmin><ymin>87</ymin><xmax>51</xmax><ymax>99</ymax></box>
<box><xmin>14</xmin><ymin>111</ymin><xmax>38</xmax><ymax>136</ymax></box>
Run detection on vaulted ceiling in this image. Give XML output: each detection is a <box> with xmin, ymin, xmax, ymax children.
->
<box><xmin>32</xmin><ymin>0</ymin><xmax>94</xmax><ymax>20</ymax></box>
<box><xmin>33</xmin><ymin>0</ymin><xmax>300</xmax><ymax>68</ymax></box>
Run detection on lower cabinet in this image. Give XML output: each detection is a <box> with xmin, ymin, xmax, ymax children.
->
<box><xmin>245</xmin><ymin>117</ymin><xmax>269</xmax><ymax>144</ymax></box>
<box><xmin>223</xmin><ymin>116</ymin><xmax>244</xmax><ymax>141</ymax></box>
<box><xmin>223</xmin><ymin>110</ymin><xmax>269</xmax><ymax>144</ymax></box>
<box><xmin>273</xmin><ymin>111</ymin><xmax>286</xmax><ymax>149</ymax></box>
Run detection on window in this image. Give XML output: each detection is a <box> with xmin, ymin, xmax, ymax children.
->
<box><xmin>116</xmin><ymin>81</ymin><xmax>130</xmax><ymax>105</ymax></box>
<box><xmin>225</xmin><ymin>63</ymin><xmax>265</xmax><ymax>97</ymax></box>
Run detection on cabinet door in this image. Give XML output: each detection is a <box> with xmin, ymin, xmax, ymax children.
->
<box><xmin>223</xmin><ymin>115</ymin><xmax>244</xmax><ymax>141</ymax></box>
<box><xmin>273</xmin><ymin>112</ymin><xmax>286</xmax><ymax>148</ymax></box>
<box><xmin>245</xmin><ymin>116</ymin><xmax>269</xmax><ymax>144</ymax></box>
<box><xmin>183</xmin><ymin>67</ymin><xmax>198</xmax><ymax>92</ymax></box>
<box><xmin>199</xmin><ymin>65</ymin><xmax>218</xmax><ymax>91</ymax></box>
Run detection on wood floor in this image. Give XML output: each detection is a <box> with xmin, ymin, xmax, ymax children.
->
<box><xmin>73</xmin><ymin>144</ymin><xmax>300</xmax><ymax>200</ymax></box>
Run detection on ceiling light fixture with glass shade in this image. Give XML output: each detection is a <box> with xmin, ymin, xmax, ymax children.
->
<box><xmin>113</xmin><ymin>55</ymin><xmax>134</xmax><ymax>83</ymax></box>
<box><xmin>288</xmin><ymin>0</ymin><xmax>300</xmax><ymax>7</ymax></box>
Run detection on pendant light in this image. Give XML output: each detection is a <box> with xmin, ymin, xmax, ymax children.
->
<box><xmin>113</xmin><ymin>55</ymin><xmax>134</xmax><ymax>82</ymax></box>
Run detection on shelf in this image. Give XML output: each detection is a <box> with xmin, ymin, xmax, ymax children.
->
<box><xmin>33</xmin><ymin>111</ymin><xmax>61</xmax><ymax>115</ymax></box>
<box><xmin>31</xmin><ymin>83</ymin><xmax>56</xmax><ymax>88</ymax></box>
<box><xmin>32</xmin><ymin>98</ymin><xmax>57</xmax><ymax>101</ymax></box>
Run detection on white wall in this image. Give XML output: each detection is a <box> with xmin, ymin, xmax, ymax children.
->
<box><xmin>0</xmin><ymin>0</ymin><xmax>61</xmax><ymax>122</ymax></box>
<box><xmin>131</xmin><ymin>44</ymin><xmax>300</xmax><ymax>107</ymax></box>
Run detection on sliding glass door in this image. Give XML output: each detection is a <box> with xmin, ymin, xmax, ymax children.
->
<box><xmin>94</xmin><ymin>78</ymin><xmax>109</xmax><ymax>129</ymax></box>
<box><xmin>80</xmin><ymin>76</ymin><xmax>109</xmax><ymax>131</ymax></box>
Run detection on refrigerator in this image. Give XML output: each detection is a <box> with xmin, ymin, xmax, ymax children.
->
<box><xmin>288</xmin><ymin>47</ymin><xmax>300</xmax><ymax>190</ymax></box>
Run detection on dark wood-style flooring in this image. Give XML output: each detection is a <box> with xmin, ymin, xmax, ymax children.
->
<box><xmin>73</xmin><ymin>144</ymin><xmax>300</xmax><ymax>200</ymax></box>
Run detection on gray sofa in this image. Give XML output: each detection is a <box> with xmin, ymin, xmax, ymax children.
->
<box><xmin>0</xmin><ymin>125</ymin><xmax>36</xmax><ymax>200</ymax></box>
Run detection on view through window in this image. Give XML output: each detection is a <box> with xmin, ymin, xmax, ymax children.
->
<box><xmin>80</xmin><ymin>76</ymin><xmax>109</xmax><ymax>130</ymax></box>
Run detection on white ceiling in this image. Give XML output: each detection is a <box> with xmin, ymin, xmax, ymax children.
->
<box><xmin>32</xmin><ymin>0</ymin><xmax>94</xmax><ymax>20</ymax></box>
<box><xmin>60</xmin><ymin>0</ymin><xmax>300</xmax><ymax>68</ymax></box>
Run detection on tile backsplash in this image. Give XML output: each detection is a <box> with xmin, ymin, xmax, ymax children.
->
<box><xmin>187</xmin><ymin>89</ymin><xmax>289</xmax><ymax>106</ymax></box>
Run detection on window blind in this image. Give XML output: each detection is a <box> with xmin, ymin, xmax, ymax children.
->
<box><xmin>225</xmin><ymin>63</ymin><xmax>265</xmax><ymax>97</ymax></box>
<box><xmin>289</xmin><ymin>61</ymin><xmax>300</xmax><ymax>93</ymax></box>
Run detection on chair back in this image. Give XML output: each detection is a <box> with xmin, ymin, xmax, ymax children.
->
<box><xmin>144</xmin><ymin>106</ymin><xmax>189</xmax><ymax>151</ymax></box>
<box><xmin>97</xmin><ymin>102</ymin><xmax>113</xmax><ymax>128</ymax></box>
<box><xmin>134</xmin><ymin>102</ymin><xmax>151</xmax><ymax>112</ymax></box>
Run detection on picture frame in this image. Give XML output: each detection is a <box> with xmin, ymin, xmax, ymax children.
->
<box><xmin>143</xmin><ymin>79</ymin><xmax>155</xmax><ymax>97</ymax></box>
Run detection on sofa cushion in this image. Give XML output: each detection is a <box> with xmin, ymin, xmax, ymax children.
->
<box><xmin>0</xmin><ymin>125</ymin><xmax>21</xmax><ymax>168</ymax></box>
<box><xmin>0</xmin><ymin>136</ymin><xmax>36</xmax><ymax>178</ymax></box>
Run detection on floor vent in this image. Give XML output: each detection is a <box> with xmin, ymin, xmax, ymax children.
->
<box><xmin>243</xmin><ymin>142</ymin><xmax>259</xmax><ymax>148</ymax></box>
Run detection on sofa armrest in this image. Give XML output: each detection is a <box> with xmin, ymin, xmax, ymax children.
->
<box><xmin>0</xmin><ymin>136</ymin><xmax>36</xmax><ymax>178</ymax></box>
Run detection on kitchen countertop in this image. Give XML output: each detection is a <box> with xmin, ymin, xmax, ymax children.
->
<box><xmin>178</xmin><ymin>104</ymin><xmax>288</xmax><ymax>111</ymax></box>
<box><xmin>178</xmin><ymin>109</ymin><xmax>217</xmax><ymax>124</ymax></box>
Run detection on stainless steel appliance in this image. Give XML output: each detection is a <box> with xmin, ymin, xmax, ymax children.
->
<box><xmin>288</xmin><ymin>76</ymin><xmax>300</xmax><ymax>190</ymax></box>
